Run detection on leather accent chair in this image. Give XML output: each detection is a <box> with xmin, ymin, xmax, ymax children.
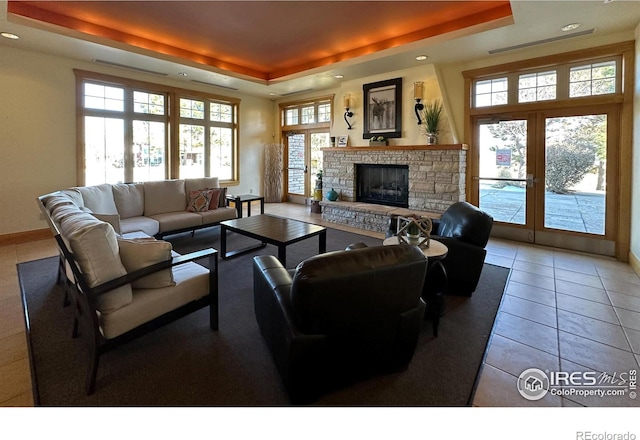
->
<box><xmin>253</xmin><ymin>245</ymin><xmax>428</xmax><ymax>403</ymax></box>
<box><xmin>386</xmin><ymin>202</ymin><xmax>493</xmax><ymax>296</ymax></box>
<box><xmin>430</xmin><ymin>201</ymin><xmax>493</xmax><ymax>296</ymax></box>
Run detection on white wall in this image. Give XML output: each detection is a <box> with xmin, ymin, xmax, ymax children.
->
<box><xmin>0</xmin><ymin>45</ymin><xmax>274</xmax><ymax>236</ymax></box>
<box><xmin>329</xmin><ymin>65</ymin><xmax>455</xmax><ymax>146</ymax></box>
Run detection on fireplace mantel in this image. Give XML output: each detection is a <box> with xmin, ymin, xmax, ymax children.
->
<box><xmin>322</xmin><ymin>144</ymin><xmax>467</xmax><ymax>152</ymax></box>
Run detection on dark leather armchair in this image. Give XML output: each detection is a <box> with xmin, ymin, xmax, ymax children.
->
<box><xmin>430</xmin><ymin>201</ymin><xmax>493</xmax><ymax>296</ymax></box>
<box><xmin>386</xmin><ymin>202</ymin><xmax>493</xmax><ymax>296</ymax></box>
<box><xmin>253</xmin><ymin>245</ymin><xmax>428</xmax><ymax>403</ymax></box>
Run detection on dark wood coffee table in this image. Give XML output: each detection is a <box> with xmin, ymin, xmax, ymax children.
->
<box><xmin>220</xmin><ymin>214</ymin><xmax>326</xmax><ymax>265</ymax></box>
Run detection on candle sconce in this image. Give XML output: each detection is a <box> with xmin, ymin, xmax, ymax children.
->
<box><xmin>414</xmin><ymin>82</ymin><xmax>424</xmax><ymax>125</ymax></box>
<box><xmin>343</xmin><ymin>94</ymin><xmax>354</xmax><ymax>130</ymax></box>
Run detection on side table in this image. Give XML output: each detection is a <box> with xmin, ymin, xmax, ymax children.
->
<box><xmin>382</xmin><ymin>236</ymin><xmax>448</xmax><ymax>336</ymax></box>
<box><xmin>226</xmin><ymin>194</ymin><xmax>265</xmax><ymax>218</ymax></box>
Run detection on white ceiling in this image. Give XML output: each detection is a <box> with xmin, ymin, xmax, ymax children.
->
<box><xmin>2</xmin><ymin>1</ymin><xmax>640</xmax><ymax>98</ymax></box>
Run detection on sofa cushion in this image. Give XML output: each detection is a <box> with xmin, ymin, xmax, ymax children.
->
<box><xmin>67</xmin><ymin>222</ymin><xmax>132</xmax><ymax>314</ymax></box>
<box><xmin>187</xmin><ymin>189</ymin><xmax>214</xmax><ymax>212</ymax></box>
<box><xmin>58</xmin><ymin>210</ymin><xmax>105</xmax><ymax>238</ymax></box>
<box><xmin>60</xmin><ymin>188</ymin><xmax>85</xmax><ymax>208</ymax></box>
<box><xmin>119</xmin><ymin>216</ymin><xmax>160</xmax><ymax>236</ymax></box>
<box><xmin>77</xmin><ymin>184</ymin><xmax>118</xmax><ymax>215</ymax></box>
<box><xmin>98</xmin><ymin>261</ymin><xmax>209</xmax><ymax>339</ymax></box>
<box><xmin>117</xmin><ymin>238</ymin><xmax>175</xmax><ymax>289</ymax></box>
<box><xmin>197</xmin><ymin>206</ymin><xmax>237</xmax><ymax>225</ymax></box>
<box><xmin>91</xmin><ymin>213</ymin><xmax>122</xmax><ymax>235</ymax></box>
<box><xmin>112</xmin><ymin>183</ymin><xmax>145</xmax><ymax>219</ymax></box>
<box><xmin>148</xmin><ymin>211</ymin><xmax>202</xmax><ymax>233</ymax></box>
<box><xmin>144</xmin><ymin>180</ymin><xmax>186</xmax><ymax>216</ymax></box>
<box><xmin>185</xmin><ymin>177</ymin><xmax>219</xmax><ymax>196</ymax></box>
<box><xmin>43</xmin><ymin>193</ymin><xmax>75</xmax><ymax>212</ymax></box>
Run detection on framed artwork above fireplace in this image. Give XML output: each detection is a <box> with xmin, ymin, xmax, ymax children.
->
<box><xmin>363</xmin><ymin>77</ymin><xmax>402</xmax><ymax>140</ymax></box>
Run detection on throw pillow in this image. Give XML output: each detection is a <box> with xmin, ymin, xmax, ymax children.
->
<box><xmin>117</xmin><ymin>238</ymin><xmax>175</xmax><ymax>289</ymax></box>
<box><xmin>218</xmin><ymin>187</ymin><xmax>228</xmax><ymax>208</ymax></box>
<box><xmin>68</xmin><ymin>222</ymin><xmax>132</xmax><ymax>313</ymax></box>
<box><xmin>91</xmin><ymin>213</ymin><xmax>122</xmax><ymax>235</ymax></box>
<box><xmin>186</xmin><ymin>189</ymin><xmax>214</xmax><ymax>212</ymax></box>
<box><xmin>207</xmin><ymin>188</ymin><xmax>222</xmax><ymax>210</ymax></box>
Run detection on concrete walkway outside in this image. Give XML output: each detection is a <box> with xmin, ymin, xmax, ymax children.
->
<box><xmin>479</xmin><ymin>185</ymin><xmax>605</xmax><ymax>235</ymax></box>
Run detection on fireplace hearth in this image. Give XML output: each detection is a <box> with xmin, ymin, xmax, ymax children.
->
<box><xmin>356</xmin><ymin>164</ymin><xmax>409</xmax><ymax>208</ymax></box>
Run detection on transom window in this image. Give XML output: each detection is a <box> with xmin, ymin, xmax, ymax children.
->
<box><xmin>75</xmin><ymin>70</ymin><xmax>239</xmax><ymax>186</ymax></box>
<box><xmin>519</xmin><ymin>71</ymin><xmax>556</xmax><ymax>103</ymax></box>
<box><xmin>474</xmin><ymin>78</ymin><xmax>508</xmax><ymax>107</ymax></box>
<box><xmin>569</xmin><ymin>60</ymin><xmax>616</xmax><ymax>97</ymax></box>
<box><xmin>281</xmin><ymin>99</ymin><xmax>333</xmax><ymax>128</ymax></box>
<box><xmin>472</xmin><ymin>57</ymin><xmax>620</xmax><ymax>108</ymax></box>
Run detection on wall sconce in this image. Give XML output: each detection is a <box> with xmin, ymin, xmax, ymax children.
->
<box><xmin>414</xmin><ymin>82</ymin><xmax>424</xmax><ymax>125</ymax></box>
<box><xmin>343</xmin><ymin>94</ymin><xmax>354</xmax><ymax>130</ymax></box>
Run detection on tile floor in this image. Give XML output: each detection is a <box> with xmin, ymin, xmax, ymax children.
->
<box><xmin>1</xmin><ymin>202</ymin><xmax>639</xmax><ymax>407</ymax></box>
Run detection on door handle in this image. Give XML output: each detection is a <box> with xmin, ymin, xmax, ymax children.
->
<box><xmin>526</xmin><ymin>174</ymin><xmax>539</xmax><ymax>188</ymax></box>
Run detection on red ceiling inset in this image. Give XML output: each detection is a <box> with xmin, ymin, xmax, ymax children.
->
<box><xmin>8</xmin><ymin>1</ymin><xmax>513</xmax><ymax>80</ymax></box>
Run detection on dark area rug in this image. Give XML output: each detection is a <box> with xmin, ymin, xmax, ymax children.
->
<box><xmin>19</xmin><ymin>225</ymin><xmax>510</xmax><ymax>406</ymax></box>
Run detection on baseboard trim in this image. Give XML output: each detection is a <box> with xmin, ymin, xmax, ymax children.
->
<box><xmin>0</xmin><ymin>229</ymin><xmax>52</xmax><ymax>247</ymax></box>
<box><xmin>630</xmin><ymin>250</ymin><xmax>640</xmax><ymax>278</ymax></box>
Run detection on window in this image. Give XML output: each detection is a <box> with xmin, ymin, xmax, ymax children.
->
<box><xmin>471</xmin><ymin>57</ymin><xmax>620</xmax><ymax>108</ymax></box>
<box><xmin>281</xmin><ymin>99</ymin><xmax>333</xmax><ymax>128</ymax></box>
<box><xmin>178</xmin><ymin>97</ymin><xmax>236</xmax><ymax>180</ymax></box>
<box><xmin>75</xmin><ymin>70</ymin><xmax>239</xmax><ymax>186</ymax></box>
<box><xmin>81</xmin><ymin>82</ymin><xmax>165</xmax><ymax>186</ymax></box>
<box><xmin>474</xmin><ymin>77</ymin><xmax>508</xmax><ymax>107</ymax></box>
<box><xmin>519</xmin><ymin>71</ymin><xmax>556</xmax><ymax>102</ymax></box>
<box><xmin>569</xmin><ymin>60</ymin><xmax>617</xmax><ymax>97</ymax></box>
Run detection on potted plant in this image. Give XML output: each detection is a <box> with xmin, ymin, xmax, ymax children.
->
<box><xmin>369</xmin><ymin>136</ymin><xmax>387</xmax><ymax>146</ymax></box>
<box><xmin>420</xmin><ymin>99</ymin><xmax>444</xmax><ymax>145</ymax></box>
<box><xmin>313</xmin><ymin>170</ymin><xmax>323</xmax><ymax>200</ymax></box>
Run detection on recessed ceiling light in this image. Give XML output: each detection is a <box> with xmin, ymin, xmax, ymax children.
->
<box><xmin>268</xmin><ymin>92</ymin><xmax>276</xmax><ymax>96</ymax></box>
<box><xmin>416</xmin><ymin>55</ymin><xmax>428</xmax><ymax>61</ymax></box>
<box><xmin>178</xmin><ymin>72</ymin><xmax>188</xmax><ymax>76</ymax></box>
<box><xmin>334</xmin><ymin>74</ymin><xmax>344</xmax><ymax>79</ymax></box>
<box><xmin>561</xmin><ymin>23</ymin><xmax>581</xmax><ymax>32</ymax></box>
<box><xmin>1</xmin><ymin>32</ymin><xmax>19</xmax><ymax>40</ymax></box>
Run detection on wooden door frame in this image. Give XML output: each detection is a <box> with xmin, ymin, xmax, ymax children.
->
<box><xmin>463</xmin><ymin>41</ymin><xmax>634</xmax><ymax>261</ymax></box>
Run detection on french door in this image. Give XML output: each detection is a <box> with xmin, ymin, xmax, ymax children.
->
<box><xmin>471</xmin><ymin>105</ymin><xmax>619</xmax><ymax>256</ymax></box>
<box><xmin>284</xmin><ymin>130</ymin><xmax>330</xmax><ymax>204</ymax></box>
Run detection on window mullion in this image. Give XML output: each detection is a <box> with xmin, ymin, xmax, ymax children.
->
<box><xmin>124</xmin><ymin>87</ymin><xmax>135</xmax><ymax>183</ymax></box>
<box><xmin>556</xmin><ymin>65</ymin><xmax>570</xmax><ymax>100</ymax></box>
<box><xmin>205</xmin><ymin>101</ymin><xmax>211</xmax><ymax>177</ymax></box>
<box><xmin>508</xmin><ymin>73</ymin><xmax>518</xmax><ymax>106</ymax></box>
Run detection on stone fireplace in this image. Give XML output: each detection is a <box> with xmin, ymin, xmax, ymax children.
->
<box><xmin>320</xmin><ymin>144</ymin><xmax>467</xmax><ymax>232</ymax></box>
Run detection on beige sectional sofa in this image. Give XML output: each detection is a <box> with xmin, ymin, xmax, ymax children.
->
<box><xmin>68</xmin><ymin>177</ymin><xmax>237</xmax><ymax>238</ymax></box>
<box><xmin>37</xmin><ymin>177</ymin><xmax>235</xmax><ymax>394</ymax></box>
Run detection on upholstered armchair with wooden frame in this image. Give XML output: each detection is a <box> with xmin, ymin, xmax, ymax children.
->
<box><xmin>37</xmin><ymin>195</ymin><xmax>218</xmax><ymax>395</ymax></box>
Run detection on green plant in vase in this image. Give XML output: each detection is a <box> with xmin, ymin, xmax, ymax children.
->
<box><xmin>420</xmin><ymin>99</ymin><xmax>444</xmax><ymax>145</ymax></box>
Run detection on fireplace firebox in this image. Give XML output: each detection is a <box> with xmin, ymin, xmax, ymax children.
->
<box><xmin>356</xmin><ymin>164</ymin><xmax>409</xmax><ymax>208</ymax></box>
